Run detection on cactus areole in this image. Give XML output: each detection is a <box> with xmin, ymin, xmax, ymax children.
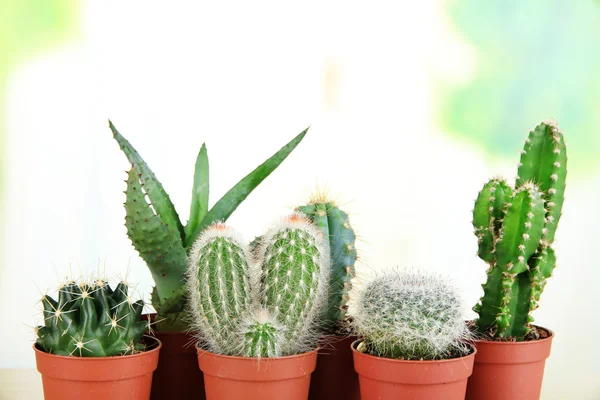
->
<box><xmin>472</xmin><ymin>120</ymin><xmax>567</xmax><ymax>340</ymax></box>
<box><xmin>110</xmin><ymin>121</ymin><xmax>308</xmax><ymax>331</ymax></box>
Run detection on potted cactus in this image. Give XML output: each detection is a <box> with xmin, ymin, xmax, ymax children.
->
<box><xmin>187</xmin><ymin>213</ymin><xmax>329</xmax><ymax>400</ymax></box>
<box><xmin>109</xmin><ymin>121</ymin><xmax>308</xmax><ymax>399</ymax></box>
<box><xmin>33</xmin><ymin>276</ymin><xmax>161</xmax><ymax>400</ymax></box>
<box><xmin>350</xmin><ymin>270</ymin><xmax>476</xmax><ymax>400</ymax></box>
<box><xmin>294</xmin><ymin>199</ymin><xmax>359</xmax><ymax>400</ymax></box>
<box><xmin>467</xmin><ymin>120</ymin><xmax>567</xmax><ymax>400</ymax></box>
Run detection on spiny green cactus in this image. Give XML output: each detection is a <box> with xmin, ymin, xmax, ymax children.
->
<box><xmin>352</xmin><ymin>270</ymin><xmax>470</xmax><ymax>360</ymax></box>
<box><xmin>241</xmin><ymin>309</ymin><xmax>284</xmax><ymax>358</ymax></box>
<box><xmin>296</xmin><ymin>199</ymin><xmax>357</xmax><ymax>332</ymax></box>
<box><xmin>110</xmin><ymin>120</ymin><xmax>308</xmax><ymax>331</ymax></box>
<box><xmin>255</xmin><ymin>212</ymin><xmax>330</xmax><ymax>354</ymax></box>
<box><xmin>36</xmin><ymin>277</ymin><xmax>148</xmax><ymax>357</ymax></box>
<box><xmin>187</xmin><ymin>213</ymin><xmax>329</xmax><ymax>358</ymax></box>
<box><xmin>472</xmin><ymin>120</ymin><xmax>567</xmax><ymax>339</ymax></box>
<box><xmin>187</xmin><ymin>223</ymin><xmax>251</xmax><ymax>354</ymax></box>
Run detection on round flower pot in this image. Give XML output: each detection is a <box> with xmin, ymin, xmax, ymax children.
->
<box><xmin>34</xmin><ymin>337</ymin><xmax>161</xmax><ymax>400</ymax></box>
<box><xmin>351</xmin><ymin>339</ymin><xmax>476</xmax><ymax>400</ymax></box>
<box><xmin>309</xmin><ymin>335</ymin><xmax>360</xmax><ymax>400</ymax></box>
<box><xmin>196</xmin><ymin>342</ymin><xmax>318</xmax><ymax>400</ymax></box>
<box><xmin>150</xmin><ymin>330</ymin><xmax>206</xmax><ymax>400</ymax></box>
<box><xmin>466</xmin><ymin>328</ymin><xmax>554</xmax><ymax>400</ymax></box>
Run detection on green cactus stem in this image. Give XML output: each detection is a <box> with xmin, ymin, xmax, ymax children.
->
<box><xmin>256</xmin><ymin>212</ymin><xmax>330</xmax><ymax>353</ymax></box>
<box><xmin>36</xmin><ymin>278</ymin><xmax>148</xmax><ymax>357</ymax></box>
<box><xmin>473</xmin><ymin>120</ymin><xmax>567</xmax><ymax>339</ymax></box>
<box><xmin>110</xmin><ymin>120</ymin><xmax>308</xmax><ymax>331</ymax></box>
<box><xmin>187</xmin><ymin>223</ymin><xmax>251</xmax><ymax>354</ymax></box>
<box><xmin>296</xmin><ymin>201</ymin><xmax>357</xmax><ymax>332</ymax></box>
<box><xmin>241</xmin><ymin>310</ymin><xmax>283</xmax><ymax>358</ymax></box>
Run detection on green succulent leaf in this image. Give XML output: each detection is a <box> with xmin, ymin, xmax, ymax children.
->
<box><xmin>185</xmin><ymin>143</ymin><xmax>210</xmax><ymax>239</ymax></box>
<box><xmin>110</xmin><ymin>120</ymin><xmax>185</xmax><ymax>241</ymax></box>
<box><xmin>124</xmin><ymin>168</ymin><xmax>187</xmax><ymax>301</ymax></box>
<box><xmin>185</xmin><ymin>127</ymin><xmax>309</xmax><ymax>247</ymax></box>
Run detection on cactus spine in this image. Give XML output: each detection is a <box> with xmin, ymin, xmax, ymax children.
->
<box><xmin>473</xmin><ymin>120</ymin><xmax>567</xmax><ymax>339</ymax></box>
<box><xmin>352</xmin><ymin>270</ymin><xmax>470</xmax><ymax>360</ymax></box>
<box><xmin>111</xmin><ymin>121</ymin><xmax>308</xmax><ymax>330</ymax></box>
<box><xmin>187</xmin><ymin>213</ymin><xmax>329</xmax><ymax>358</ymax></box>
<box><xmin>296</xmin><ymin>201</ymin><xmax>356</xmax><ymax>332</ymax></box>
<box><xmin>36</xmin><ymin>278</ymin><xmax>148</xmax><ymax>357</ymax></box>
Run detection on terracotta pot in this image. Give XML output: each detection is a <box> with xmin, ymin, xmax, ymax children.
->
<box><xmin>151</xmin><ymin>330</ymin><xmax>206</xmax><ymax>400</ymax></box>
<box><xmin>34</xmin><ymin>337</ymin><xmax>161</xmax><ymax>400</ymax></box>
<box><xmin>309</xmin><ymin>335</ymin><xmax>360</xmax><ymax>400</ymax></box>
<box><xmin>196</xmin><ymin>342</ymin><xmax>318</xmax><ymax>400</ymax></box>
<box><xmin>351</xmin><ymin>339</ymin><xmax>476</xmax><ymax>400</ymax></box>
<box><xmin>466</xmin><ymin>328</ymin><xmax>554</xmax><ymax>400</ymax></box>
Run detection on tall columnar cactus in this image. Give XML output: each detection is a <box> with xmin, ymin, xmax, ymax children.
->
<box><xmin>110</xmin><ymin>121</ymin><xmax>308</xmax><ymax>331</ymax></box>
<box><xmin>252</xmin><ymin>212</ymin><xmax>330</xmax><ymax>355</ymax></box>
<box><xmin>186</xmin><ymin>223</ymin><xmax>252</xmax><ymax>354</ymax></box>
<box><xmin>472</xmin><ymin>120</ymin><xmax>567</xmax><ymax>339</ymax></box>
<box><xmin>36</xmin><ymin>278</ymin><xmax>148</xmax><ymax>357</ymax></box>
<box><xmin>187</xmin><ymin>213</ymin><xmax>329</xmax><ymax>358</ymax></box>
<box><xmin>352</xmin><ymin>270</ymin><xmax>470</xmax><ymax>360</ymax></box>
<box><xmin>296</xmin><ymin>200</ymin><xmax>357</xmax><ymax>332</ymax></box>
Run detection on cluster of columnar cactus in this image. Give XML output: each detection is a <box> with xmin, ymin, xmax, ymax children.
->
<box><xmin>296</xmin><ymin>199</ymin><xmax>357</xmax><ymax>332</ymax></box>
<box><xmin>352</xmin><ymin>269</ymin><xmax>470</xmax><ymax>360</ymax></box>
<box><xmin>111</xmin><ymin>121</ymin><xmax>308</xmax><ymax>330</ymax></box>
<box><xmin>187</xmin><ymin>213</ymin><xmax>330</xmax><ymax>357</ymax></box>
<box><xmin>472</xmin><ymin>120</ymin><xmax>567</xmax><ymax>339</ymax></box>
<box><xmin>36</xmin><ymin>277</ymin><xmax>148</xmax><ymax>357</ymax></box>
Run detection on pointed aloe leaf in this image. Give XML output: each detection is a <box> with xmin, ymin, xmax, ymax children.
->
<box><xmin>185</xmin><ymin>127</ymin><xmax>309</xmax><ymax>247</ymax></box>
<box><xmin>124</xmin><ymin>168</ymin><xmax>187</xmax><ymax>302</ymax></box>
<box><xmin>185</xmin><ymin>143</ymin><xmax>210</xmax><ymax>239</ymax></box>
<box><xmin>110</xmin><ymin>120</ymin><xmax>185</xmax><ymax>241</ymax></box>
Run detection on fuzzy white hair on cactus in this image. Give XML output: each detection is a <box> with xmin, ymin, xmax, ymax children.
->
<box><xmin>352</xmin><ymin>269</ymin><xmax>471</xmax><ymax>360</ymax></box>
<box><xmin>252</xmin><ymin>212</ymin><xmax>331</xmax><ymax>355</ymax></box>
<box><xmin>186</xmin><ymin>222</ymin><xmax>252</xmax><ymax>355</ymax></box>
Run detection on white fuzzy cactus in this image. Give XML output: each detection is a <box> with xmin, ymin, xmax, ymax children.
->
<box><xmin>186</xmin><ymin>222</ymin><xmax>252</xmax><ymax>355</ymax></box>
<box><xmin>352</xmin><ymin>269</ymin><xmax>471</xmax><ymax>360</ymax></box>
<box><xmin>187</xmin><ymin>213</ymin><xmax>329</xmax><ymax>358</ymax></box>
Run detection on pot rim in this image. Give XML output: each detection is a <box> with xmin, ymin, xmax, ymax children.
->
<box><xmin>33</xmin><ymin>335</ymin><xmax>162</xmax><ymax>360</ymax></box>
<box><xmin>195</xmin><ymin>341</ymin><xmax>319</xmax><ymax>361</ymax></box>
<box><xmin>473</xmin><ymin>324</ymin><xmax>554</xmax><ymax>346</ymax></box>
<box><xmin>350</xmin><ymin>339</ymin><xmax>477</xmax><ymax>364</ymax></box>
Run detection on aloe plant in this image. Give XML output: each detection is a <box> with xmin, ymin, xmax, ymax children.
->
<box><xmin>110</xmin><ymin>121</ymin><xmax>308</xmax><ymax>330</ymax></box>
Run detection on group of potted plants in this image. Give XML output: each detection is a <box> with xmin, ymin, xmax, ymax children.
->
<box><xmin>32</xmin><ymin>119</ymin><xmax>566</xmax><ymax>400</ymax></box>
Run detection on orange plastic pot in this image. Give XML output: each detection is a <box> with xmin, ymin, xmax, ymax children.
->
<box><xmin>309</xmin><ymin>335</ymin><xmax>360</xmax><ymax>400</ymax></box>
<box><xmin>150</xmin><ymin>330</ymin><xmax>206</xmax><ymax>400</ymax></box>
<box><xmin>34</xmin><ymin>337</ymin><xmax>161</xmax><ymax>400</ymax></box>
<box><xmin>196</xmin><ymin>342</ymin><xmax>318</xmax><ymax>400</ymax></box>
<box><xmin>351</xmin><ymin>339</ymin><xmax>476</xmax><ymax>400</ymax></box>
<box><xmin>466</xmin><ymin>328</ymin><xmax>554</xmax><ymax>400</ymax></box>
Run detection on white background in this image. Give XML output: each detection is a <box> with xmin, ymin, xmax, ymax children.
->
<box><xmin>1</xmin><ymin>1</ymin><xmax>598</xmax><ymax>399</ymax></box>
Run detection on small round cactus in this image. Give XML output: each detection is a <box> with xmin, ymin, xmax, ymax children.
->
<box><xmin>352</xmin><ymin>270</ymin><xmax>470</xmax><ymax>360</ymax></box>
<box><xmin>240</xmin><ymin>309</ymin><xmax>284</xmax><ymax>358</ymax></box>
<box><xmin>36</xmin><ymin>277</ymin><xmax>148</xmax><ymax>357</ymax></box>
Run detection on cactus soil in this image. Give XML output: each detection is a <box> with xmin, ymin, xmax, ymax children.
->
<box><xmin>34</xmin><ymin>336</ymin><xmax>161</xmax><ymax>400</ymax></box>
<box><xmin>466</xmin><ymin>326</ymin><xmax>554</xmax><ymax>400</ymax></box>
<box><xmin>196</xmin><ymin>343</ymin><xmax>318</xmax><ymax>400</ymax></box>
<box><xmin>351</xmin><ymin>339</ymin><xmax>476</xmax><ymax>400</ymax></box>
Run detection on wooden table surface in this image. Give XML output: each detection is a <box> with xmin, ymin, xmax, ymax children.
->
<box><xmin>0</xmin><ymin>370</ymin><xmax>43</xmax><ymax>400</ymax></box>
